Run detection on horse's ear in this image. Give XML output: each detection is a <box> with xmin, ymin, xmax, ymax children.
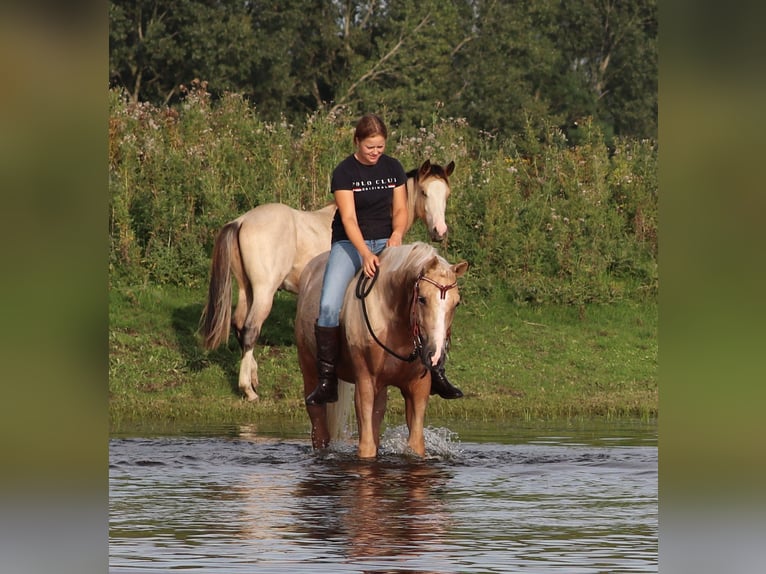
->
<box><xmin>418</xmin><ymin>159</ymin><xmax>432</xmax><ymax>177</ymax></box>
<box><xmin>427</xmin><ymin>255</ymin><xmax>440</xmax><ymax>269</ymax></box>
<box><xmin>445</xmin><ymin>161</ymin><xmax>455</xmax><ymax>177</ymax></box>
<box><xmin>421</xmin><ymin>255</ymin><xmax>440</xmax><ymax>275</ymax></box>
<box><xmin>452</xmin><ymin>260</ymin><xmax>469</xmax><ymax>278</ymax></box>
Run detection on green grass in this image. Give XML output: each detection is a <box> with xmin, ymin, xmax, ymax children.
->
<box><xmin>109</xmin><ymin>284</ymin><xmax>657</xmax><ymax>433</ymax></box>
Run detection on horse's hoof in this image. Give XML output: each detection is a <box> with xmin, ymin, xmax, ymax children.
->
<box><xmin>404</xmin><ymin>446</ymin><xmax>426</xmax><ymax>458</ymax></box>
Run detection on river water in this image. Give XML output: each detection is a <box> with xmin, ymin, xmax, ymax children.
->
<box><xmin>109</xmin><ymin>419</ymin><xmax>657</xmax><ymax>573</ymax></box>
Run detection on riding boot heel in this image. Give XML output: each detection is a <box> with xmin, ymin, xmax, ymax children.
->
<box><xmin>429</xmin><ymin>365</ymin><xmax>464</xmax><ymax>399</ymax></box>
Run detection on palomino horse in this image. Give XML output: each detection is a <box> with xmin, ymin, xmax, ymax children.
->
<box><xmin>295</xmin><ymin>242</ymin><xmax>469</xmax><ymax>458</ymax></box>
<box><xmin>200</xmin><ymin>160</ymin><xmax>456</xmax><ymax>401</ymax></box>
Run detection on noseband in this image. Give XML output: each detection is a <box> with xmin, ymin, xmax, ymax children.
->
<box><xmin>355</xmin><ymin>269</ymin><xmax>458</xmax><ymax>363</ymax></box>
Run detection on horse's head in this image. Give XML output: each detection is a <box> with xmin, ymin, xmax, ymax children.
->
<box><xmin>411</xmin><ymin>254</ymin><xmax>469</xmax><ymax>370</ymax></box>
<box><xmin>412</xmin><ymin>160</ymin><xmax>454</xmax><ymax>242</ymax></box>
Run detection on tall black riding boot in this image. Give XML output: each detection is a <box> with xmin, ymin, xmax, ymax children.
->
<box><xmin>429</xmin><ymin>364</ymin><xmax>464</xmax><ymax>399</ymax></box>
<box><xmin>305</xmin><ymin>324</ymin><xmax>341</xmax><ymax>406</ymax></box>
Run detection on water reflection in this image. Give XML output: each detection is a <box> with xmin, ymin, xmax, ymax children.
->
<box><xmin>110</xmin><ymin>420</ymin><xmax>657</xmax><ymax>573</ymax></box>
<box><xmin>294</xmin><ymin>458</ymin><xmax>452</xmax><ymax>565</ymax></box>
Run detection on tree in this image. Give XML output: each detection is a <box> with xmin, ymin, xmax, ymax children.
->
<box><xmin>109</xmin><ymin>0</ymin><xmax>259</xmax><ymax>104</ymax></box>
<box><xmin>449</xmin><ymin>0</ymin><xmax>562</xmax><ymax>138</ymax></box>
<box><xmin>329</xmin><ymin>0</ymin><xmax>475</xmax><ymax>131</ymax></box>
<box><xmin>242</xmin><ymin>0</ymin><xmax>347</xmax><ymax>119</ymax></box>
<box><xmin>554</xmin><ymin>0</ymin><xmax>658</xmax><ymax>140</ymax></box>
<box><xmin>108</xmin><ymin>0</ymin><xmax>657</xmax><ymax>140</ymax></box>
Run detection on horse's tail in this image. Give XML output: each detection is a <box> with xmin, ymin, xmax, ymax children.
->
<box><xmin>200</xmin><ymin>220</ymin><xmax>241</xmax><ymax>350</ymax></box>
<box><xmin>327</xmin><ymin>380</ymin><xmax>355</xmax><ymax>442</ymax></box>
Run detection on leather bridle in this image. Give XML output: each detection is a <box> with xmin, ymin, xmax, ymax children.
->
<box><xmin>355</xmin><ymin>269</ymin><xmax>457</xmax><ymax>363</ymax></box>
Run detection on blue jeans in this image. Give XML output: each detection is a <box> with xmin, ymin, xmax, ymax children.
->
<box><xmin>317</xmin><ymin>239</ymin><xmax>388</xmax><ymax>327</ymax></box>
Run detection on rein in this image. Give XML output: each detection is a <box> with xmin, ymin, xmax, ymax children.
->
<box><xmin>354</xmin><ymin>267</ymin><xmax>458</xmax><ymax>363</ymax></box>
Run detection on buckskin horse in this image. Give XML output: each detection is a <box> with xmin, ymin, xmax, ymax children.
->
<box><xmin>200</xmin><ymin>160</ymin><xmax>456</xmax><ymax>401</ymax></box>
<box><xmin>295</xmin><ymin>242</ymin><xmax>468</xmax><ymax>458</ymax></box>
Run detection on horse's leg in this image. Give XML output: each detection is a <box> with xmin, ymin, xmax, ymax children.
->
<box><xmin>307</xmin><ymin>404</ymin><xmax>330</xmax><ymax>449</ymax></box>
<box><xmin>225</xmin><ymin>220</ymin><xmax>250</xmax><ymax>350</ymax></box>
<box><xmin>237</xmin><ymin>285</ymin><xmax>276</xmax><ymax>401</ymax></box>
<box><xmin>297</xmin><ymin>336</ymin><xmax>330</xmax><ymax>449</ymax></box>
<box><xmin>403</xmin><ymin>379</ymin><xmax>431</xmax><ymax>457</ymax></box>
<box><xmin>235</xmin><ymin>207</ymin><xmax>295</xmax><ymax>400</ymax></box>
<box><xmin>354</xmin><ymin>377</ymin><xmax>378</xmax><ymax>459</ymax></box>
<box><xmin>231</xmin><ymin>278</ymin><xmax>250</xmax><ymax>350</ymax></box>
<box><xmin>371</xmin><ymin>388</ymin><xmax>388</xmax><ymax>452</ymax></box>
<box><xmin>237</xmin><ymin>351</ymin><xmax>258</xmax><ymax>401</ymax></box>
<box><xmin>223</xmin><ymin>220</ymin><xmax>258</xmax><ymax>399</ymax></box>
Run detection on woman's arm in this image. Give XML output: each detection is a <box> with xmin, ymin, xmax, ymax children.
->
<box><xmin>335</xmin><ymin>190</ymin><xmax>379</xmax><ymax>277</ymax></box>
<box><xmin>387</xmin><ymin>183</ymin><xmax>407</xmax><ymax>248</ymax></box>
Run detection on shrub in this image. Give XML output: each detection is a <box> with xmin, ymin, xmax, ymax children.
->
<box><xmin>109</xmin><ymin>87</ymin><xmax>657</xmax><ymax>304</ymax></box>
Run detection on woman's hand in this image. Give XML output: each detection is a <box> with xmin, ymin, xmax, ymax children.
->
<box><xmin>386</xmin><ymin>230</ymin><xmax>403</xmax><ymax>248</ymax></box>
<box><xmin>362</xmin><ymin>250</ymin><xmax>380</xmax><ymax>278</ymax></box>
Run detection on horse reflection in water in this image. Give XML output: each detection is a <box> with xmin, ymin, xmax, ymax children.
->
<box><xmin>229</xmin><ymin>426</ymin><xmax>454</xmax><ymax>570</ymax></box>
<box><xmin>200</xmin><ymin>160</ymin><xmax>456</xmax><ymax>402</ymax></box>
<box><xmin>296</xmin><ymin>242</ymin><xmax>468</xmax><ymax>458</ymax></box>
<box><xmin>293</xmin><ymin>459</ymin><xmax>453</xmax><ymax>566</ymax></box>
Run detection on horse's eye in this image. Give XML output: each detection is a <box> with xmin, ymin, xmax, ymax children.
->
<box><xmin>418</xmin><ymin>296</ymin><xmax>427</xmax><ymax>305</ymax></box>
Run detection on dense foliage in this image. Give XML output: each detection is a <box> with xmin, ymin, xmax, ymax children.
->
<box><xmin>109</xmin><ymin>0</ymin><xmax>657</xmax><ymax>142</ymax></box>
<box><xmin>109</xmin><ymin>85</ymin><xmax>657</xmax><ymax>305</ymax></box>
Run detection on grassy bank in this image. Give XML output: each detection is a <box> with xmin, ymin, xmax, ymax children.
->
<box><xmin>109</xmin><ymin>283</ymin><xmax>657</xmax><ymax>433</ymax></box>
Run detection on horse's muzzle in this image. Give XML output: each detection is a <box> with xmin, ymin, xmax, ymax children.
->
<box><xmin>430</xmin><ymin>228</ymin><xmax>447</xmax><ymax>243</ymax></box>
<box><xmin>422</xmin><ymin>347</ymin><xmax>446</xmax><ymax>370</ymax></box>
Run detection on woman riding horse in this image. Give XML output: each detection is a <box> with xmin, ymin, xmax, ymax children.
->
<box><xmin>305</xmin><ymin>113</ymin><xmax>463</xmax><ymax>406</ymax></box>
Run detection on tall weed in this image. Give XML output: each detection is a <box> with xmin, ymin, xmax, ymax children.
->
<box><xmin>109</xmin><ymin>87</ymin><xmax>657</xmax><ymax>304</ymax></box>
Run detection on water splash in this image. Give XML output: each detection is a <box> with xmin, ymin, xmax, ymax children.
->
<box><xmin>318</xmin><ymin>440</ymin><xmax>358</xmax><ymax>459</ymax></box>
<box><xmin>379</xmin><ymin>424</ymin><xmax>463</xmax><ymax>460</ymax></box>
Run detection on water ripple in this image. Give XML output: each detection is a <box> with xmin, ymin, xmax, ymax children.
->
<box><xmin>110</xmin><ymin>422</ymin><xmax>657</xmax><ymax>573</ymax></box>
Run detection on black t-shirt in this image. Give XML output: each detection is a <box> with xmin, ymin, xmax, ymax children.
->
<box><xmin>330</xmin><ymin>154</ymin><xmax>407</xmax><ymax>243</ymax></box>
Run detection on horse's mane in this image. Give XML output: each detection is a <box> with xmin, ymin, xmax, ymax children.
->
<box><xmin>378</xmin><ymin>242</ymin><xmax>440</xmax><ymax>282</ymax></box>
<box><xmin>342</xmin><ymin>242</ymin><xmax>440</xmax><ymax>344</ymax></box>
<box><xmin>373</xmin><ymin>242</ymin><xmax>451</xmax><ymax>310</ymax></box>
<box><xmin>343</xmin><ymin>242</ymin><xmax>437</xmax><ymax>310</ymax></box>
